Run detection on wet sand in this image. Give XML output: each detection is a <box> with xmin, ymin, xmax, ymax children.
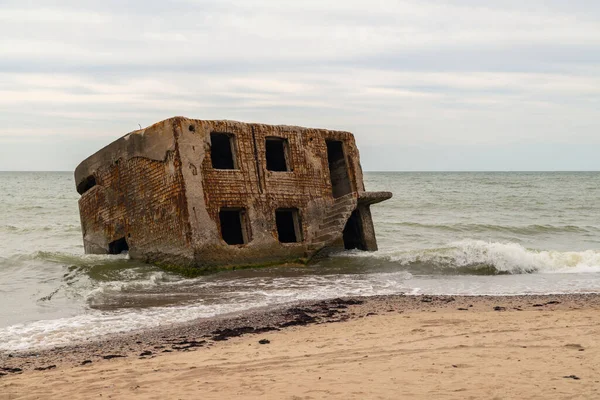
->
<box><xmin>2</xmin><ymin>294</ymin><xmax>600</xmax><ymax>399</ymax></box>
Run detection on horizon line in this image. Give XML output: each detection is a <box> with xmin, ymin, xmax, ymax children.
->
<box><xmin>1</xmin><ymin>170</ymin><xmax>599</xmax><ymax>173</ymax></box>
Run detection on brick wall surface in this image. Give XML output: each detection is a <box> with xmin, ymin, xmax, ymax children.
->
<box><xmin>78</xmin><ymin>149</ymin><xmax>191</xmax><ymax>261</ymax></box>
<box><xmin>189</xmin><ymin>122</ymin><xmax>359</xmax><ymax>248</ymax></box>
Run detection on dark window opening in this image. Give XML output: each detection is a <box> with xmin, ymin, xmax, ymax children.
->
<box><xmin>77</xmin><ymin>175</ymin><xmax>97</xmax><ymax>195</ymax></box>
<box><xmin>265</xmin><ymin>137</ymin><xmax>290</xmax><ymax>172</ymax></box>
<box><xmin>210</xmin><ymin>133</ymin><xmax>237</xmax><ymax>169</ymax></box>
<box><xmin>219</xmin><ymin>208</ymin><xmax>249</xmax><ymax>245</ymax></box>
<box><xmin>276</xmin><ymin>208</ymin><xmax>302</xmax><ymax>243</ymax></box>
<box><xmin>108</xmin><ymin>237</ymin><xmax>129</xmax><ymax>254</ymax></box>
<box><xmin>343</xmin><ymin>209</ymin><xmax>367</xmax><ymax>250</ymax></box>
<box><xmin>326</xmin><ymin>140</ymin><xmax>352</xmax><ymax>198</ymax></box>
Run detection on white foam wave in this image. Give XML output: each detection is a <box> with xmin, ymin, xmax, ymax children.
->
<box><xmin>0</xmin><ymin>271</ymin><xmax>412</xmax><ymax>351</ymax></box>
<box><xmin>85</xmin><ymin>270</ymin><xmax>171</xmax><ymax>303</ymax></box>
<box><xmin>0</xmin><ymin>251</ymin><xmax>130</xmax><ymax>267</ymax></box>
<box><xmin>0</xmin><ymin>302</ymin><xmax>261</xmax><ymax>352</ymax></box>
<box><xmin>345</xmin><ymin>240</ymin><xmax>600</xmax><ymax>274</ymax></box>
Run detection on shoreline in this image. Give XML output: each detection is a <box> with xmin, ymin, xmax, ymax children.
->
<box><xmin>3</xmin><ymin>293</ymin><xmax>600</xmax><ymax>399</ymax></box>
<box><xmin>2</xmin><ymin>293</ymin><xmax>600</xmax><ymax>375</ymax></box>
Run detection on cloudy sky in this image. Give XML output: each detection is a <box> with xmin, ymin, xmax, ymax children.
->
<box><xmin>1</xmin><ymin>0</ymin><xmax>599</xmax><ymax>171</ymax></box>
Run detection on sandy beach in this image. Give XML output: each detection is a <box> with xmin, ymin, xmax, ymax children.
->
<box><xmin>2</xmin><ymin>294</ymin><xmax>600</xmax><ymax>399</ymax></box>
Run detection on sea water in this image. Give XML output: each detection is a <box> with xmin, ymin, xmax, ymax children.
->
<box><xmin>1</xmin><ymin>171</ymin><xmax>599</xmax><ymax>350</ymax></box>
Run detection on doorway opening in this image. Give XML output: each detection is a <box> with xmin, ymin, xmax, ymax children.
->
<box><xmin>108</xmin><ymin>237</ymin><xmax>129</xmax><ymax>254</ymax></box>
<box><xmin>326</xmin><ymin>140</ymin><xmax>352</xmax><ymax>198</ymax></box>
<box><xmin>219</xmin><ymin>208</ymin><xmax>249</xmax><ymax>245</ymax></box>
<box><xmin>275</xmin><ymin>208</ymin><xmax>302</xmax><ymax>243</ymax></box>
<box><xmin>342</xmin><ymin>209</ymin><xmax>367</xmax><ymax>250</ymax></box>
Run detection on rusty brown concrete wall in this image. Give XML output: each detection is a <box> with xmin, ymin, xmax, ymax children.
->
<box><xmin>76</xmin><ymin>116</ymin><xmax>380</xmax><ymax>270</ymax></box>
<box><xmin>76</xmin><ymin>118</ymin><xmax>193</xmax><ymax>265</ymax></box>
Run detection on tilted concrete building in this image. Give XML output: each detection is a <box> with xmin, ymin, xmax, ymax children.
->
<box><xmin>74</xmin><ymin>117</ymin><xmax>391</xmax><ymax>270</ymax></box>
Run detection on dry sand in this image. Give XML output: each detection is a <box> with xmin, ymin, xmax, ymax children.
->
<box><xmin>2</xmin><ymin>295</ymin><xmax>600</xmax><ymax>399</ymax></box>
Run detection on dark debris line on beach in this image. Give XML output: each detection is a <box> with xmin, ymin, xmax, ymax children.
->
<box><xmin>0</xmin><ymin>297</ymin><xmax>368</xmax><ymax>375</ymax></box>
<box><xmin>0</xmin><ymin>294</ymin><xmax>592</xmax><ymax>375</ymax></box>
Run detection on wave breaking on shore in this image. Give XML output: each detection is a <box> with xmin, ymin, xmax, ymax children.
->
<box><xmin>342</xmin><ymin>240</ymin><xmax>600</xmax><ymax>275</ymax></box>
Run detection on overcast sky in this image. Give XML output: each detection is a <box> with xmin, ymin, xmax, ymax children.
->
<box><xmin>1</xmin><ymin>0</ymin><xmax>599</xmax><ymax>171</ymax></box>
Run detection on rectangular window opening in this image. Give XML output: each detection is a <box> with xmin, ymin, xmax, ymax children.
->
<box><xmin>108</xmin><ymin>237</ymin><xmax>129</xmax><ymax>254</ymax></box>
<box><xmin>265</xmin><ymin>137</ymin><xmax>290</xmax><ymax>172</ymax></box>
<box><xmin>275</xmin><ymin>208</ymin><xmax>302</xmax><ymax>243</ymax></box>
<box><xmin>326</xmin><ymin>140</ymin><xmax>352</xmax><ymax>198</ymax></box>
<box><xmin>211</xmin><ymin>133</ymin><xmax>237</xmax><ymax>169</ymax></box>
<box><xmin>219</xmin><ymin>208</ymin><xmax>249</xmax><ymax>245</ymax></box>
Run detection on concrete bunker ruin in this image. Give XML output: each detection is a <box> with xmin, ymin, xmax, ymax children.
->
<box><xmin>74</xmin><ymin>117</ymin><xmax>392</xmax><ymax>270</ymax></box>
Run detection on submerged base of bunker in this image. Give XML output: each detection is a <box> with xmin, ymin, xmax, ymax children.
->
<box><xmin>75</xmin><ymin>117</ymin><xmax>392</xmax><ymax>271</ymax></box>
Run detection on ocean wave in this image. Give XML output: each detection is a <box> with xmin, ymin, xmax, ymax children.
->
<box><xmin>343</xmin><ymin>240</ymin><xmax>600</xmax><ymax>275</ymax></box>
<box><xmin>0</xmin><ymin>250</ymin><xmax>127</xmax><ymax>264</ymax></box>
<box><xmin>393</xmin><ymin>222</ymin><xmax>592</xmax><ymax>235</ymax></box>
<box><xmin>0</xmin><ymin>270</ymin><xmax>413</xmax><ymax>351</ymax></box>
<box><xmin>0</xmin><ymin>251</ymin><xmax>133</xmax><ymax>279</ymax></box>
<box><xmin>0</xmin><ymin>301</ymin><xmax>262</xmax><ymax>351</ymax></box>
<box><xmin>33</xmin><ymin>251</ymin><xmax>129</xmax><ymax>265</ymax></box>
<box><xmin>85</xmin><ymin>270</ymin><xmax>175</xmax><ymax>304</ymax></box>
<box><xmin>1</xmin><ymin>224</ymin><xmax>82</xmax><ymax>233</ymax></box>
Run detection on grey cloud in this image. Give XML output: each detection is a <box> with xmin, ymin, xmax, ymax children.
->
<box><xmin>0</xmin><ymin>0</ymin><xmax>599</xmax><ymax>171</ymax></box>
